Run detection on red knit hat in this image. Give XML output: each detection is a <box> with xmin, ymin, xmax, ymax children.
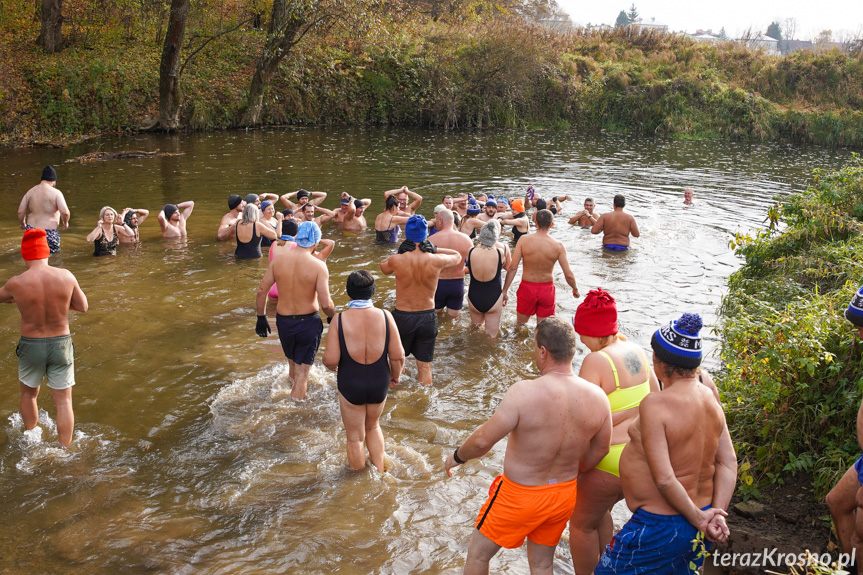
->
<box><xmin>21</xmin><ymin>228</ymin><xmax>50</xmax><ymax>261</ymax></box>
<box><xmin>573</xmin><ymin>288</ymin><xmax>618</xmax><ymax>337</ymax></box>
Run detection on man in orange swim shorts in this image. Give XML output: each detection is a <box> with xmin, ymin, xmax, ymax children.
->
<box><xmin>502</xmin><ymin>209</ymin><xmax>579</xmax><ymax>325</ymax></box>
<box><xmin>445</xmin><ymin>317</ymin><xmax>612</xmax><ymax>574</ymax></box>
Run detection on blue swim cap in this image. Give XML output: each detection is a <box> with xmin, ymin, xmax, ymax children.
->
<box><xmin>405</xmin><ymin>215</ymin><xmax>429</xmax><ymax>243</ymax></box>
<box><xmin>261</xmin><ymin>201</ymin><xmax>272</xmax><ymax>210</ymax></box>
<box><xmin>295</xmin><ymin>221</ymin><xmax>322</xmax><ymax>248</ymax></box>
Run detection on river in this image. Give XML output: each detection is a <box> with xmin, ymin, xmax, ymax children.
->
<box><xmin>0</xmin><ymin>128</ymin><xmax>853</xmax><ymax>574</ymax></box>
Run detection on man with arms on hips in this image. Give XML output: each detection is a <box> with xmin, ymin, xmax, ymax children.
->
<box><xmin>217</xmin><ymin>194</ymin><xmax>246</xmax><ymax>241</ymax></box>
<box><xmin>380</xmin><ymin>215</ymin><xmax>463</xmax><ymax>386</ymax></box>
<box><xmin>591</xmin><ymin>194</ymin><xmax>640</xmax><ymax>251</ymax></box>
<box><xmin>595</xmin><ymin>313</ymin><xmax>737</xmax><ymax>575</ymax></box>
<box><xmin>281</xmin><ymin>189</ymin><xmax>328</xmax><ymax>210</ymax></box>
<box><xmin>384</xmin><ymin>186</ymin><xmax>423</xmax><ymax>216</ymax></box>
<box><xmin>0</xmin><ymin>229</ymin><xmax>88</xmax><ymax>447</ymax></box>
<box><xmin>18</xmin><ymin>165</ymin><xmax>70</xmax><ymax>254</ymax></box>
<box><xmin>568</xmin><ymin>197</ymin><xmax>598</xmax><ymax>227</ymax></box>
<box><xmin>826</xmin><ymin>286</ymin><xmax>863</xmax><ymax>571</ymax></box>
<box><xmin>255</xmin><ymin>221</ymin><xmax>335</xmax><ymax>400</ymax></box>
<box><xmin>445</xmin><ymin>317</ymin><xmax>612</xmax><ymax>575</ymax></box>
<box><xmin>429</xmin><ymin>208</ymin><xmax>473</xmax><ymax>319</ymax></box>
<box><xmin>502</xmin><ymin>209</ymin><xmax>579</xmax><ymax>325</ymax></box>
<box><xmin>158</xmin><ymin>201</ymin><xmax>195</xmax><ymax>238</ymax></box>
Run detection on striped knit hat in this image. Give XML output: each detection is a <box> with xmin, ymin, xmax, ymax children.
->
<box><xmin>651</xmin><ymin>313</ymin><xmax>703</xmax><ymax>369</ymax></box>
<box><xmin>845</xmin><ymin>286</ymin><xmax>863</xmax><ymax>327</ymax></box>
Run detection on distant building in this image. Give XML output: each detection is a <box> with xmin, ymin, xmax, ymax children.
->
<box><xmin>691</xmin><ymin>32</ymin><xmax>721</xmax><ymax>44</ymax></box>
<box><xmin>780</xmin><ymin>39</ymin><xmax>813</xmax><ymax>55</ymax></box>
<box><xmin>629</xmin><ymin>18</ymin><xmax>668</xmax><ymax>33</ymax></box>
<box><xmin>739</xmin><ymin>33</ymin><xmax>780</xmax><ymax>56</ymax></box>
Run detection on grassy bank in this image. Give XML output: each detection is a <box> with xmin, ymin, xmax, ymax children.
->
<box><xmin>1</xmin><ymin>0</ymin><xmax>863</xmax><ymax>146</ymax></box>
<box><xmin>720</xmin><ymin>155</ymin><xmax>863</xmax><ymax>498</ymax></box>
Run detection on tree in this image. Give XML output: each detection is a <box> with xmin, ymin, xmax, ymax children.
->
<box><xmin>38</xmin><ymin>0</ymin><xmax>64</xmax><ymax>53</ymax></box>
<box><xmin>718</xmin><ymin>26</ymin><xmax>728</xmax><ymax>41</ymax></box>
<box><xmin>615</xmin><ymin>10</ymin><xmax>629</xmax><ymax>28</ymax></box>
<box><xmin>626</xmin><ymin>3</ymin><xmax>638</xmax><ymax>23</ymax></box>
<box><xmin>782</xmin><ymin>17</ymin><xmax>797</xmax><ymax>41</ymax></box>
<box><xmin>766</xmin><ymin>20</ymin><xmax>782</xmax><ymax>41</ymax></box>
<box><xmin>157</xmin><ymin>0</ymin><xmax>190</xmax><ymax>131</ymax></box>
<box><xmin>813</xmin><ymin>29</ymin><xmax>833</xmax><ymax>53</ymax></box>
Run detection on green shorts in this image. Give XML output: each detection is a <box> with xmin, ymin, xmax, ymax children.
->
<box><xmin>16</xmin><ymin>335</ymin><xmax>75</xmax><ymax>390</ymax></box>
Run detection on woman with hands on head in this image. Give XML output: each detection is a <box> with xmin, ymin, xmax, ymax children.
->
<box><xmin>86</xmin><ymin>206</ymin><xmax>135</xmax><ymax>256</ymax></box>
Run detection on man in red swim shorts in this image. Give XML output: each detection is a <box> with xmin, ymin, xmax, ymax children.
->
<box><xmin>502</xmin><ymin>209</ymin><xmax>580</xmax><ymax>325</ymax></box>
<box><xmin>445</xmin><ymin>318</ymin><xmax>612</xmax><ymax>574</ymax></box>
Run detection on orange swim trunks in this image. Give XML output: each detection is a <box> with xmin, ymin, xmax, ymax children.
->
<box><xmin>474</xmin><ymin>473</ymin><xmax>578</xmax><ymax>549</ymax></box>
<box><xmin>516</xmin><ymin>280</ymin><xmax>556</xmax><ymax>318</ymax></box>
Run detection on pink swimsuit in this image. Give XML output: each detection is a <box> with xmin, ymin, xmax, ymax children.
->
<box><xmin>268</xmin><ymin>242</ymin><xmax>296</xmax><ymax>299</ymax></box>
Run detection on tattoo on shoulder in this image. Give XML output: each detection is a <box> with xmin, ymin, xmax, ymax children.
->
<box><xmin>624</xmin><ymin>351</ymin><xmax>643</xmax><ymax>376</ymax></box>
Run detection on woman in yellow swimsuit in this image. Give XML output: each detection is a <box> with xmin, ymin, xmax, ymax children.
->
<box><xmin>568</xmin><ymin>288</ymin><xmax>660</xmax><ymax>575</ymax></box>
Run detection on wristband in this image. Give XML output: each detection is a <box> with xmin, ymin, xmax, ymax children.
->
<box><xmin>453</xmin><ymin>447</ymin><xmax>467</xmax><ymax>465</ymax></box>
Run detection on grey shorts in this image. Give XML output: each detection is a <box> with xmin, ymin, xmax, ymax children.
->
<box><xmin>17</xmin><ymin>335</ymin><xmax>75</xmax><ymax>390</ymax></box>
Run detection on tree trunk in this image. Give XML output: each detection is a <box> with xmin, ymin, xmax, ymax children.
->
<box><xmin>38</xmin><ymin>0</ymin><xmax>63</xmax><ymax>53</ymax></box>
<box><xmin>157</xmin><ymin>0</ymin><xmax>190</xmax><ymax>131</ymax></box>
<box><xmin>241</xmin><ymin>0</ymin><xmax>310</xmax><ymax>127</ymax></box>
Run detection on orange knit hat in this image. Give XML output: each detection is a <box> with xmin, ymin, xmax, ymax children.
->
<box><xmin>511</xmin><ymin>199</ymin><xmax>525</xmax><ymax>213</ymax></box>
<box><xmin>21</xmin><ymin>228</ymin><xmax>50</xmax><ymax>260</ymax></box>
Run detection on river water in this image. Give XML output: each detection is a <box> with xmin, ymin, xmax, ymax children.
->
<box><xmin>0</xmin><ymin>128</ymin><xmax>853</xmax><ymax>574</ymax></box>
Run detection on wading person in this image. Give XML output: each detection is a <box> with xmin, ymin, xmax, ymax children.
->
<box><xmin>85</xmin><ymin>206</ymin><xmax>135</xmax><ymax>256</ymax></box>
<box><xmin>684</xmin><ymin>188</ymin><xmax>694</xmax><ymax>205</ymax></box>
<box><xmin>235</xmin><ymin>203</ymin><xmax>281</xmax><ymax>259</ymax></box>
<box><xmin>429</xmin><ymin>208</ymin><xmax>473</xmax><ymax>319</ymax></box>
<box><xmin>465</xmin><ymin>221</ymin><xmax>511</xmax><ymax>338</ymax></box>
<box><xmin>255</xmin><ymin>221</ymin><xmax>335</xmax><ymax>400</ymax></box>
<box><xmin>158</xmin><ymin>201</ymin><xmax>195</xmax><ymax>238</ymax></box>
<box><xmin>18</xmin><ymin>165</ymin><xmax>70</xmax><ymax>254</ymax></box>
<box><xmin>379</xmin><ymin>215</ymin><xmax>462</xmax><ymax>386</ymax></box>
<box><xmin>502</xmin><ymin>209</ymin><xmax>579</xmax><ymax>325</ymax></box>
<box><xmin>567</xmin><ymin>288</ymin><xmax>659</xmax><ymax>575</ymax></box>
<box><xmin>217</xmin><ymin>194</ymin><xmax>246</xmax><ymax>241</ymax></box>
<box><xmin>568</xmin><ymin>197</ymin><xmax>597</xmax><ymax>227</ymax></box>
<box><xmin>384</xmin><ymin>185</ymin><xmax>423</xmax><ymax>216</ymax></box>
<box><xmin>595</xmin><ymin>313</ymin><xmax>737</xmax><ymax>575</ymax></box>
<box><xmin>826</xmin><ymin>285</ymin><xmax>863</xmax><ymax>571</ymax></box>
<box><xmin>445</xmin><ymin>318</ymin><xmax>612</xmax><ymax>575</ymax></box>
<box><xmin>322</xmin><ymin>271</ymin><xmax>405</xmax><ymax>473</ymax></box>
<box><xmin>0</xmin><ymin>229</ymin><xmax>88</xmax><ymax>447</ymax></box>
<box><xmin>374</xmin><ymin>196</ymin><xmax>411</xmax><ymax>244</ymax></box>
<box><xmin>591</xmin><ymin>194</ymin><xmax>639</xmax><ymax>251</ymax></box>
<box><xmin>497</xmin><ymin>198</ymin><xmax>529</xmax><ymax>245</ymax></box>
<box><xmin>120</xmin><ymin>208</ymin><xmax>149</xmax><ymax>244</ymax></box>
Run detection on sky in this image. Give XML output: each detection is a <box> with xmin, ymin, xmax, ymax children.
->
<box><xmin>554</xmin><ymin>0</ymin><xmax>863</xmax><ymax>41</ymax></box>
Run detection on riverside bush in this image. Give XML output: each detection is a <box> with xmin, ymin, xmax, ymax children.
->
<box><xmin>720</xmin><ymin>156</ymin><xmax>863</xmax><ymax>497</ymax></box>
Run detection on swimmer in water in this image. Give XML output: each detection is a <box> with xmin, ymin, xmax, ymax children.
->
<box><xmin>158</xmin><ymin>201</ymin><xmax>195</xmax><ymax>238</ymax></box>
<box><xmin>465</xmin><ymin>220</ymin><xmax>511</xmax><ymax>338</ymax></box>
<box><xmin>429</xmin><ymin>208</ymin><xmax>473</xmax><ymax>319</ymax></box>
<box><xmin>374</xmin><ymin>196</ymin><xmax>411</xmax><ymax>244</ymax></box>
<box><xmin>384</xmin><ymin>186</ymin><xmax>423</xmax><ymax>216</ymax></box>
<box><xmin>119</xmin><ymin>207</ymin><xmax>149</xmax><ymax>244</ymax></box>
<box><xmin>322</xmin><ymin>271</ymin><xmax>405</xmax><ymax>473</ymax></box>
<box><xmin>85</xmin><ymin>206</ymin><xmax>135</xmax><ymax>256</ymax></box>
<box><xmin>591</xmin><ymin>194</ymin><xmax>639</xmax><ymax>251</ymax></box>
<box><xmin>18</xmin><ymin>165</ymin><xmax>69</xmax><ymax>254</ymax></box>
<box><xmin>569</xmin><ymin>197</ymin><xmax>597</xmax><ymax>227</ymax></box>
<box><xmin>684</xmin><ymin>188</ymin><xmax>695</xmax><ymax>205</ymax></box>
<box><xmin>281</xmin><ymin>189</ymin><xmax>328</xmax><ymax>210</ymax></box>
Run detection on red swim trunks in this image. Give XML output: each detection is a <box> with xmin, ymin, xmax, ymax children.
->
<box><xmin>475</xmin><ymin>474</ymin><xmax>578</xmax><ymax>549</ymax></box>
<box><xmin>516</xmin><ymin>280</ymin><xmax>556</xmax><ymax>318</ymax></box>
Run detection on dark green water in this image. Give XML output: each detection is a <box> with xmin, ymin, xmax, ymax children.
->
<box><xmin>0</xmin><ymin>127</ymin><xmax>853</xmax><ymax>573</ymax></box>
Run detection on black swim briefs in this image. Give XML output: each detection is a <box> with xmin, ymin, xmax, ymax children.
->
<box><xmin>391</xmin><ymin>309</ymin><xmax>438</xmax><ymax>363</ymax></box>
<box><xmin>275</xmin><ymin>312</ymin><xmax>323</xmax><ymax>365</ymax></box>
<box><xmin>434</xmin><ymin>278</ymin><xmax>465</xmax><ymax>311</ymax></box>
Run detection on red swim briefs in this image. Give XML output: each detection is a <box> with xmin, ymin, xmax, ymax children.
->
<box><xmin>516</xmin><ymin>280</ymin><xmax>556</xmax><ymax>318</ymax></box>
<box><xmin>475</xmin><ymin>473</ymin><xmax>578</xmax><ymax>548</ymax></box>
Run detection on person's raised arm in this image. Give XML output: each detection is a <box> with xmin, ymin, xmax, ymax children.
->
<box><xmin>557</xmin><ymin>244</ymin><xmax>580</xmax><ymax>298</ymax></box>
<box><xmin>385</xmin><ymin>310</ymin><xmax>406</xmax><ymax>385</ymax></box>
<box><xmin>406</xmin><ymin>188</ymin><xmax>423</xmax><ymax>212</ymax></box>
<box><xmin>314</xmin><ymin>205</ymin><xmax>336</xmax><ymax>224</ymax></box>
<box><xmin>445</xmin><ymin>382</ymin><xmax>521</xmax><ymax>476</ymax></box>
<box><xmin>630</xmin><ymin>215</ymin><xmax>640</xmax><ymax>238</ymax></box>
<box><xmin>134</xmin><ymin>208</ymin><xmax>150</xmax><ymax>225</ymax></box>
<box><xmin>178</xmin><ymin>200</ymin><xmax>195</xmax><ymax>220</ymax></box>
<box><xmin>310</xmin><ymin>191</ymin><xmax>327</xmax><ymax>206</ymax></box>
<box><xmin>316</xmin><ymin>267</ymin><xmax>335</xmax><ymax>320</ymax></box>
<box><xmin>501</xmin><ymin>241</ymin><xmax>523</xmax><ymax>306</ymax></box>
<box><xmin>315</xmin><ymin>239</ymin><xmax>335</xmax><ymax>261</ymax></box>
<box><xmin>383</xmin><ymin>186</ymin><xmax>407</xmax><ymax>199</ymax></box>
<box><xmin>85</xmin><ymin>222</ymin><xmax>103</xmax><ymax>243</ymax></box>
<box><xmin>217</xmin><ymin>218</ymin><xmax>239</xmax><ymax>240</ymax></box>
<box><xmin>391</xmin><ymin>215</ymin><xmax>411</xmax><ymax>227</ymax></box>
<box><xmin>157</xmin><ymin>211</ymin><xmax>169</xmax><ymax>232</ymax></box>
<box><xmin>344</xmin><ymin>198</ymin><xmax>356</xmax><ymax>222</ymax></box>
<box><xmin>280</xmin><ymin>191</ymin><xmax>298</xmax><ymax>209</ymax></box>
<box><xmin>259</xmin><ymin>193</ymin><xmax>279</xmax><ymax>203</ymax></box>
<box><xmin>116</xmin><ymin>222</ymin><xmax>136</xmax><ymax>238</ymax></box>
<box><xmin>321</xmin><ymin>313</ymin><xmax>341</xmax><ymax>371</ymax></box>
<box><xmin>590</xmin><ymin>213</ymin><xmax>604</xmax><ymax>235</ymax></box>
<box><xmin>17</xmin><ymin>196</ymin><xmax>29</xmax><ymax>230</ymax></box>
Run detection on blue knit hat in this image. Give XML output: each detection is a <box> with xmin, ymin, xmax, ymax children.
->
<box><xmin>846</xmin><ymin>286</ymin><xmax>863</xmax><ymax>327</ymax></box>
<box><xmin>467</xmin><ymin>202</ymin><xmax>481</xmax><ymax>216</ymax></box>
<box><xmin>295</xmin><ymin>221</ymin><xmax>321</xmax><ymax>248</ymax></box>
<box><xmin>651</xmin><ymin>313</ymin><xmax>703</xmax><ymax>369</ymax></box>
<box><xmin>405</xmin><ymin>215</ymin><xmax>428</xmax><ymax>243</ymax></box>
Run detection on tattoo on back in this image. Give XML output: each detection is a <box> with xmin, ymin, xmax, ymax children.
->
<box><xmin>624</xmin><ymin>351</ymin><xmax>642</xmax><ymax>376</ymax></box>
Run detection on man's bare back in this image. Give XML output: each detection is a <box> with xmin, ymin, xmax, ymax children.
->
<box><xmin>591</xmin><ymin>205</ymin><xmax>639</xmax><ymax>247</ymax></box>
<box><xmin>18</xmin><ymin>182</ymin><xmax>70</xmax><ymax>231</ymax></box>
<box><xmin>0</xmin><ymin>263</ymin><xmax>87</xmax><ymax>337</ymax></box>
<box><xmin>266</xmin><ymin>249</ymin><xmax>331</xmax><ymax>316</ymax></box>
<box><xmin>514</xmin><ymin>233</ymin><xmax>570</xmax><ymax>283</ymax></box>
<box><xmin>381</xmin><ymin>249</ymin><xmax>462</xmax><ymax>310</ymax></box>
<box><xmin>429</xmin><ymin>228</ymin><xmax>472</xmax><ymax>280</ymax></box>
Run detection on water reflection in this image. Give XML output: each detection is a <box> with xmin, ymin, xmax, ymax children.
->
<box><xmin>0</xmin><ymin>128</ymin><xmax>854</xmax><ymax>573</ymax></box>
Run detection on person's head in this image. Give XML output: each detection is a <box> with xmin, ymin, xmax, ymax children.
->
<box><xmin>476</xmin><ymin>194</ymin><xmax>488</xmax><ymax>204</ymax></box>
<box><xmin>354</xmin><ymin>199</ymin><xmax>366</xmax><ymax>216</ymax></box>
<box><xmin>163</xmin><ymin>204</ymin><xmax>179</xmax><ymax>222</ymax></box>
<box><xmin>301</xmin><ymin>203</ymin><xmax>315</xmax><ymax>221</ymax></box>
<box><xmin>535</xmin><ymin>317</ymin><xmax>577</xmax><ymax>364</ymax></box>
<box><xmin>99</xmin><ymin>206</ymin><xmax>117</xmax><ymax>223</ymax></box>
<box><xmin>296</xmin><ymin>190</ymin><xmax>310</xmax><ymax>205</ymax></box>
<box><xmin>339</xmin><ymin>196</ymin><xmax>351</xmax><ymax>213</ymax></box>
<box><xmin>496</xmin><ymin>197</ymin><xmax>509</xmax><ymax>210</ymax></box>
<box><xmin>466</xmin><ymin>203</ymin><xmax>481</xmax><ymax>217</ymax></box>
<box><xmin>295</xmin><ymin>221</ymin><xmax>322</xmax><ymax>248</ymax></box>
<box><xmin>436</xmin><ymin>207</ymin><xmax>454</xmax><ymax>230</ymax></box>
<box><xmin>651</xmin><ymin>313</ymin><xmax>702</xmax><ymax>379</ymax></box>
<box><xmin>241</xmin><ymin>203</ymin><xmax>260</xmax><ymax>224</ymax></box>
<box><xmin>261</xmin><ymin>201</ymin><xmax>275</xmax><ymax>218</ymax></box>
<box><xmin>244</xmin><ymin>193</ymin><xmax>260</xmax><ymax>208</ymax></box>
<box><xmin>456</xmin><ymin>194</ymin><xmax>468</xmax><ymax>209</ymax></box>
<box><xmin>613</xmin><ymin>194</ymin><xmax>626</xmax><ymax>208</ymax></box>
<box><xmin>683</xmin><ymin>188</ymin><xmax>694</xmax><ymax>203</ymax></box>
<box><xmin>282</xmin><ymin>209</ymin><xmax>294</xmax><ymax>220</ymax></box>
<box><xmin>397</xmin><ymin>192</ymin><xmax>408</xmax><ymax>209</ymax></box>
<box><xmin>346</xmin><ymin>270</ymin><xmax>376</xmax><ymax>301</ymax></box>
<box><xmin>405</xmin><ymin>215</ymin><xmax>429</xmax><ymax>243</ymax></box>
<box><xmin>281</xmin><ymin>218</ymin><xmax>299</xmax><ymax>238</ymax></box>
<box><xmin>535</xmin><ymin>209</ymin><xmax>553</xmax><ymax>230</ymax></box>
<box><xmin>124</xmin><ymin>210</ymin><xmax>139</xmax><ymax>229</ymax></box>
<box><xmin>511</xmin><ymin>198</ymin><xmax>525</xmax><ymax>214</ymax></box>
<box><xmin>484</xmin><ymin>201</ymin><xmax>497</xmax><ymax>217</ymax></box>
<box><xmin>442</xmin><ymin>195</ymin><xmax>453</xmax><ymax>209</ymax></box>
<box><xmin>573</xmin><ymin>288</ymin><xmax>618</xmax><ymax>349</ymax></box>
<box><xmin>386</xmin><ymin>195</ymin><xmax>399</xmax><ymax>212</ymax></box>
<box><xmin>41</xmin><ymin>165</ymin><xmax>57</xmax><ymax>184</ymax></box>
<box><xmin>228</xmin><ymin>194</ymin><xmax>244</xmax><ymax>211</ymax></box>
<box><xmin>479</xmin><ymin>220</ymin><xmax>500</xmax><ymax>247</ymax></box>
<box><xmin>21</xmin><ymin>228</ymin><xmax>49</xmax><ymax>262</ymax></box>
<box><xmin>584</xmin><ymin>198</ymin><xmax>594</xmax><ymax>213</ymax></box>
<box><xmin>845</xmin><ymin>286</ymin><xmax>863</xmax><ymax>338</ymax></box>
<box><xmin>535</xmin><ymin>198</ymin><xmax>548</xmax><ymax>211</ymax></box>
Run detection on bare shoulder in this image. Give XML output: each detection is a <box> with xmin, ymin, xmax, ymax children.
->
<box><xmin>574</xmin><ymin>375</ymin><xmax>610</xmax><ymax>401</ymax></box>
